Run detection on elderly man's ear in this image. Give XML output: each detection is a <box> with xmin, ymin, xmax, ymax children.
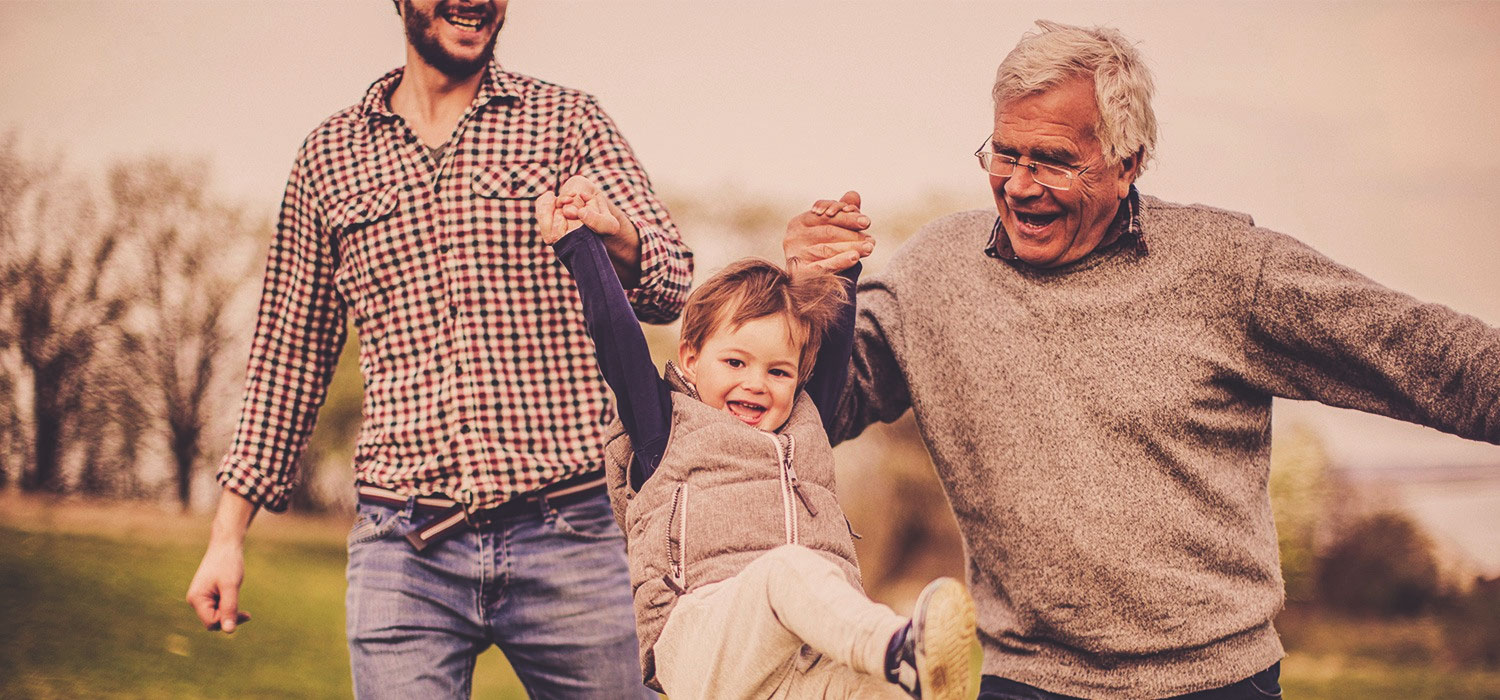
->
<box><xmin>1116</xmin><ymin>152</ymin><xmax>1142</xmax><ymax>198</ymax></box>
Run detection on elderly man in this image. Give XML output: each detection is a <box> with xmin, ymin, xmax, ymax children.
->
<box><xmin>787</xmin><ymin>20</ymin><xmax>1500</xmax><ymax>700</ymax></box>
<box><xmin>186</xmin><ymin>1</ymin><xmax>688</xmax><ymax>697</ymax></box>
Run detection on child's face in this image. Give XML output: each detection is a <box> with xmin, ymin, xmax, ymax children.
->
<box><xmin>679</xmin><ymin>314</ymin><xmax>802</xmax><ymax>431</ymax></box>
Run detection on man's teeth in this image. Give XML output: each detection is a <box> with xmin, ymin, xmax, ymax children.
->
<box><xmin>1017</xmin><ymin>212</ymin><xmax>1056</xmax><ymax>228</ymax></box>
<box><xmin>447</xmin><ymin>15</ymin><xmax>483</xmax><ymax>30</ymax></box>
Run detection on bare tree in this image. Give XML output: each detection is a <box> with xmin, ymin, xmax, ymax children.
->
<box><xmin>0</xmin><ymin>136</ymin><xmax>26</xmax><ymax>486</ymax></box>
<box><xmin>0</xmin><ymin>369</ymin><xmax>17</xmax><ymax>488</ymax></box>
<box><xmin>0</xmin><ymin>139</ymin><xmax>138</xmax><ymax>493</ymax></box>
<box><xmin>106</xmin><ymin>157</ymin><xmax>261</xmax><ymax>510</ymax></box>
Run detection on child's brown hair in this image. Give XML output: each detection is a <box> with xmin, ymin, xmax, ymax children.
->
<box><xmin>679</xmin><ymin>259</ymin><xmax>849</xmax><ymax>384</ymax></box>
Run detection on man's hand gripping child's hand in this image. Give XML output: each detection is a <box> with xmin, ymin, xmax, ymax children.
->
<box><xmin>536</xmin><ymin>175</ymin><xmax>622</xmax><ymax>244</ymax></box>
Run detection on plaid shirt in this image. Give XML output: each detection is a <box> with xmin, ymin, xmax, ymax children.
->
<box><xmin>218</xmin><ymin>65</ymin><xmax>692</xmax><ymax>513</ymax></box>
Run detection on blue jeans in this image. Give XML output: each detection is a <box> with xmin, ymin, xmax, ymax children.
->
<box><xmin>345</xmin><ymin>490</ymin><xmax>654</xmax><ymax>699</ymax></box>
<box><xmin>979</xmin><ymin>662</ymin><xmax>1282</xmax><ymax>699</ymax></box>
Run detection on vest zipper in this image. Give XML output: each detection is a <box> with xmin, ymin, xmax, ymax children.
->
<box><xmin>663</xmin><ymin>484</ymin><xmax>688</xmax><ymax>594</ymax></box>
<box><xmin>782</xmin><ymin>438</ymin><xmax>817</xmax><ymax>516</ymax></box>
<box><xmin>766</xmin><ymin>433</ymin><xmax>800</xmax><ymax>545</ymax></box>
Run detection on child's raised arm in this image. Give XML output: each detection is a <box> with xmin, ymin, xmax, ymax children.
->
<box><xmin>795</xmin><ymin>195</ymin><xmax>874</xmax><ymax>434</ymax></box>
<box><xmin>539</xmin><ymin>184</ymin><xmax>672</xmax><ymax>489</ymax></box>
<box><xmin>804</xmin><ymin>263</ymin><xmax>860</xmax><ymax>435</ymax></box>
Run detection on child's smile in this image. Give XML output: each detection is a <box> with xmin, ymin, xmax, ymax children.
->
<box><xmin>680</xmin><ymin>314</ymin><xmax>802</xmax><ymax>431</ymax></box>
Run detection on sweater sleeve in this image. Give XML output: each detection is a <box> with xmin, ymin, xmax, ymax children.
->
<box><xmin>553</xmin><ymin>226</ymin><xmax>674</xmax><ymax>486</ymax></box>
<box><xmin>1244</xmin><ymin>229</ymin><xmax>1500</xmax><ymax>443</ymax></box>
<box><xmin>827</xmin><ymin>272</ymin><xmax>915</xmax><ymax>446</ymax></box>
<box><xmin>805</xmin><ymin>263</ymin><xmax>861</xmax><ymax>434</ymax></box>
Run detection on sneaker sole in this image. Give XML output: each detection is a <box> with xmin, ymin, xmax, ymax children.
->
<box><xmin>914</xmin><ymin>577</ymin><xmax>978</xmax><ymax>700</ymax></box>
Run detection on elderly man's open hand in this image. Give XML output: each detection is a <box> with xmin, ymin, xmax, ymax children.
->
<box><xmin>784</xmin><ymin>190</ymin><xmax>874</xmax><ymax>275</ymax></box>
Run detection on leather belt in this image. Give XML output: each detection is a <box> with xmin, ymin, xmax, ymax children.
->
<box><xmin>356</xmin><ymin>471</ymin><xmax>607</xmax><ymax>552</ymax></box>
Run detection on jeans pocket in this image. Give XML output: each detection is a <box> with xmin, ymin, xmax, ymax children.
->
<box><xmin>347</xmin><ymin>506</ymin><xmax>407</xmax><ymax>547</ymax></box>
<box><xmin>551</xmin><ymin>493</ymin><xmax>624</xmax><ymax>542</ymax></box>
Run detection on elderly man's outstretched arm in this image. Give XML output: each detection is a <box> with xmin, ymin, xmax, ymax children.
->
<box><xmin>1242</xmin><ymin>227</ymin><xmax>1500</xmax><ymax>442</ymax></box>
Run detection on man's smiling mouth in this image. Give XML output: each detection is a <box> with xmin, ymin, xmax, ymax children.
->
<box><xmin>443</xmin><ymin>6</ymin><xmax>488</xmax><ymax>32</ymax></box>
<box><xmin>1011</xmin><ymin>210</ymin><xmax>1062</xmax><ymax>238</ymax></box>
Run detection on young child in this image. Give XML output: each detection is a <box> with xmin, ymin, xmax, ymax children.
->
<box><xmin>536</xmin><ymin>178</ymin><xmax>978</xmax><ymax>700</ymax></box>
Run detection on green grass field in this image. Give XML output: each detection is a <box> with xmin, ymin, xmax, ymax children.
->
<box><xmin>0</xmin><ymin>508</ymin><xmax>525</xmax><ymax>699</ymax></box>
<box><xmin>2</xmin><ymin>500</ymin><xmax>1498</xmax><ymax>699</ymax></box>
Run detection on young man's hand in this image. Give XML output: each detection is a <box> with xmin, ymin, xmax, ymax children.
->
<box><xmin>785</xmin><ymin>190</ymin><xmax>874</xmax><ymax>276</ymax></box>
<box><xmin>537</xmin><ymin>175</ymin><xmax>645</xmax><ymax>285</ymax></box>
<box><xmin>536</xmin><ymin>176</ymin><xmax>633</xmax><ymax>239</ymax></box>
<box><xmin>535</xmin><ymin>190</ymin><xmax>579</xmax><ymax>245</ymax></box>
<box><xmin>186</xmin><ymin>490</ymin><xmax>257</xmax><ymax>634</ymax></box>
<box><xmin>556</xmin><ymin>175</ymin><xmax>625</xmax><ymax>236</ymax></box>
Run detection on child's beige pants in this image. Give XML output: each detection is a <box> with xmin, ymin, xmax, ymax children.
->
<box><xmin>652</xmin><ymin>544</ymin><xmax>910</xmax><ymax>699</ymax></box>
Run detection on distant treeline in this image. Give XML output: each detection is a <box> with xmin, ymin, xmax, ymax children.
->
<box><xmin>0</xmin><ymin>136</ymin><xmax>265</xmax><ymax>510</ymax></box>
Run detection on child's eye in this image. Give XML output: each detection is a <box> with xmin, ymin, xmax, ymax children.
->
<box><xmin>769</xmin><ymin>368</ymin><xmax>793</xmax><ymax>378</ymax></box>
<box><xmin>724</xmin><ymin>358</ymin><xmax>744</xmax><ymax>368</ymax></box>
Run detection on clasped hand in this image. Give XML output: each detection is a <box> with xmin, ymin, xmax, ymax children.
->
<box><xmin>784</xmin><ymin>190</ymin><xmax>875</xmax><ymax>276</ymax></box>
<box><xmin>536</xmin><ymin>175</ymin><xmax>623</xmax><ymax>244</ymax></box>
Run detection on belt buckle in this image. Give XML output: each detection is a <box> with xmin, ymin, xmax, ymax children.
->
<box><xmin>404</xmin><ymin>503</ymin><xmax>468</xmax><ymax>552</ymax></box>
<box><xmin>463</xmin><ymin>504</ymin><xmax>489</xmax><ymax>528</ymax></box>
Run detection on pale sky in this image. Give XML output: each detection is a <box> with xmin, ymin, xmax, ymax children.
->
<box><xmin>3</xmin><ymin>0</ymin><xmax>1499</xmax><ymax>470</ymax></box>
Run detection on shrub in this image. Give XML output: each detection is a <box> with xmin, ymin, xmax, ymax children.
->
<box><xmin>1444</xmin><ymin>577</ymin><xmax>1500</xmax><ymax>668</ymax></box>
<box><xmin>1317</xmin><ymin>511</ymin><xmax>1441</xmax><ymax>616</ymax></box>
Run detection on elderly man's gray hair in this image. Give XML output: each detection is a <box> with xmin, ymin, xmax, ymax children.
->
<box><xmin>994</xmin><ymin>20</ymin><xmax>1158</xmax><ymax>174</ymax></box>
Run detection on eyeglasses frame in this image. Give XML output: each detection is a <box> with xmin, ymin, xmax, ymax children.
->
<box><xmin>973</xmin><ymin>140</ymin><xmax>1092</xmax><ymax>192</ymax></box>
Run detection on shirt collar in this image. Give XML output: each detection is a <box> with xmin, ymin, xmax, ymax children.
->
<box><xmin>359</xmin><ymin>61</ymin><xmax>524</xmax><ymax>122</ymax></box>
<box><xmin>985</xmin><ymin>185</ymin><xmax>1146</xmax><ymax>264</ymax></box>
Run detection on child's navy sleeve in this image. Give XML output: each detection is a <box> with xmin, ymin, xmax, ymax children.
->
<box><xmin>805</xmin><ymin>263</ymin><xmax>861</xmax><ymax>434</ymax></box>
<box><xmin>552</xmin><ymin>226</ymin><xmax>673</xmax><ymax>489</ymax></box>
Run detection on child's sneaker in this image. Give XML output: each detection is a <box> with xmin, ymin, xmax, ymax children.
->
<box><xmin>885</xmin><ymin>577</ymin><xmax>978</xmax><ymax>699</ymax></box>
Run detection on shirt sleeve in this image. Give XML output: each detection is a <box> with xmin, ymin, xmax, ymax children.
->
<box><xmin>571</xmin><ymin>95</ymin><xmax>693</xmax><ymax>325</ymax></box>
<box><xmin>827</xmin><ymin>272</ymin><xmax>915</xmax><ymax>446</ymax></box>
<box><xmin>553</xmin><ymin>225</ymin><xmax>674</xmax><ymax>488</ymax></box>
<box><xmin>216</xmin><ymin>149</ymin><xmax>347</xmax><ymax>512</ymax></box>
<box><xmin>1244</xmin><ymin>229</ymin><xmax>1500</xmax><ymax>444</ymax></box>
<box><xmin>805</xmin><ymin>264</ymin><xmax>861</xmax><ymax>434</ymax></box>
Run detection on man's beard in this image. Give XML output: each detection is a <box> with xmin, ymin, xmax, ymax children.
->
<box><xmin>403</xmin><ymin>0</ymin><xmax>501</xmax><ymax>79</ymax></box>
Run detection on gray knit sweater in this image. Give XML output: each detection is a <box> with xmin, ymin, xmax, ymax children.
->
<box><xmin>832</xmin><ymin>194</ymin><xmax>1500</xmax><ymax>698</ymax></box>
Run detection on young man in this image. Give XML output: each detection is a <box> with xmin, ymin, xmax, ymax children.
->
<box><xmin>185</xmin><ymin>2</ymin><xmax>690</xmax><ymax>697</ymax></box>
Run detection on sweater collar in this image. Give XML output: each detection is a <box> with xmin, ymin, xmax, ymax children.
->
<box><xmin>985</xmin><ymin>185</ymin><xmax>1146</xmax><ymax>266</ymax></box>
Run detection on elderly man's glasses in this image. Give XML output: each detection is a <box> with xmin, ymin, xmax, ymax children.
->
<box><xmin>974</xmin><ymin>141</ymin><xmax>1089</xmax><ymax>191</ymax></box>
